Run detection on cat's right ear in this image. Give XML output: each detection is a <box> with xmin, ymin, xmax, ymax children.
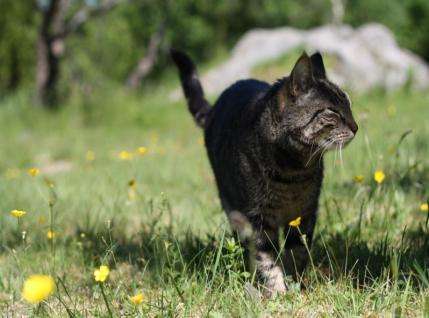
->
<box><xmin>310</xmin><ymin>52</ymin><xmax>326</xmax><ymax>79</ymax></box>
<box><xmin>290</xmin><ymin>52</ymin><xmax>314</xmax><ymax>97</ymax></box>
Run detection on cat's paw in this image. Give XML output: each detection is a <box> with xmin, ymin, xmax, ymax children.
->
<box><xmin>261</xmin><ymin>280</ymin><xmax>287</xmax><ymax>299</ymax></box>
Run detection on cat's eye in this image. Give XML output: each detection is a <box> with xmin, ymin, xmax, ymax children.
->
<box><xmin>318</xmin><ymin>109</ymin><xmax>340</xmax><ymax>127</ymax></box>
<box><xmin>326</xmin><ymin>108</ymin><xmax>344</xmax><ymax>120</ymax></box>
<box><xmin>320</xmin><ymin>109</ymin><xmax>339</xmax><ymax>120</ymax></box>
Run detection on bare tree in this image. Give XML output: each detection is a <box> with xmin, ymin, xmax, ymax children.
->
<box><xmin>35</xmin><ymin>0</ymin><xmax>120</xmax><ymax>108</ymax></box>
<box><xmin>330</xmin><ymin>0</ymin><xmax>345</xmax><ymax>25</ymax></box>
<box><xmin>126</xmin><ymin>23</ymin><xmax>165</xmax><ymax>89</ymax></box>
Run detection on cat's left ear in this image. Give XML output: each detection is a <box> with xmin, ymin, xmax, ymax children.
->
<box><xmin>310</xmin><ymin>52</ymin><xmax>326</xmax><ymax>79</ymax></box>
<box><xmin>290</xmin><ymin>52</ymin><xmax>314</xmax><ymax>97</ymax></box>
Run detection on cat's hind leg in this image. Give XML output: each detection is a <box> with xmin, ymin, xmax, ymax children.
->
<box><xmin>228</xmin><ymin>211</ymin><xmax>286</xmax><ymax>298</ymax></box>
<box><xmin>282</xmin><ymin>215</ymin><xmax>316</xmax><ymax>281</ymax></box>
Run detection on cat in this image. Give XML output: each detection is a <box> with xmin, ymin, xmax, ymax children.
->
<box><xmin>171</xmin><ymin>49</ymin><xmax>358</xmax><ymax>297</ymax></box>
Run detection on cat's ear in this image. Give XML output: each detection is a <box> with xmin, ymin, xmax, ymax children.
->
<box><xmin>310</xmin><ymin>52</ymin><xmax>326</xmax><ymax>79</ymax></box>
<box><xmin>290</xmin><ymin>52</ymin><xmax>314</xmax><ymax>96</ymax></box>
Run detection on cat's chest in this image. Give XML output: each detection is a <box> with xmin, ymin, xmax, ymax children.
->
<box><xmin>263</xmin><ymin>177</ymin><xmax>321</xmax><ymax>225</ymax></box>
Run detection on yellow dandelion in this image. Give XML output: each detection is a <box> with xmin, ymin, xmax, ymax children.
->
<box><xmin>129</xmin><ymin>292</ymin><xmax>144</xmax><ymax>305</ymax></box>
<box><xmin>353</xmin><ymin>175</ymin><xmax>364</xmax><ymax>183</ymax></box>
<box><xmin>289</xmin><ymin>216</ymin><xmax>301</xmax><ymax>227</ymax></box>
<box><xmin>94</xmin><ymin>265</ymin><xmax>110</xmax><ymax>282</ymax></box>
<box><xmin>198</xmin><ymin>137</ymin><xmax>205</xmax><ymax>146</ymax></box>
<box><xmin>128</xmin><ymin>180</ymin><xmax>137</xmax><ymax>201</ymax></box>
<box><xmin>47</xmin><ymin>230</ymin><xmax>56</xmax><ymax>240</ymax></box>
<box><xmin>420</xmin><ymin>203</ymin><xmax>429</xmax><ymax>213</ymax></box>
<box><xmin>28</xmin><ymin>168</ymin><xmax>40</xmax><ymax>177</ymax></box>
<box><xmin>119</xmin><ymin>151</ymin><xmax>133</xmax><ymax>161</ymax></box>
<box><xmin>128</xmin><ymin>179</ymin><xmax>136</xmax><ymax>188</ymax></box>
<box><xmin>10</xmin><ymin>209</ymin><xmax>26</xmax><ymax>218</ymax></box>
<box><xmin>22</xmin><ymin>275</ymin><xmax>55</xmax><ymax>304</ymax></box>
<box><xmin>86</xmin><ymin>150</ymin><xmax>96</xmax><ymax>162</ymax></box>
<box><xmin>137</xmin><ymin>147</ymin><xmax>147</xmax><ymax>156</ymax></box>
<box><xmin>374</xmin><ymin>170</ymin><xmax>385</xmax><ymax>184</ymax></box>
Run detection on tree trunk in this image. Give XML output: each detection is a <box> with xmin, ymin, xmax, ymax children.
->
<box><xmin>126</xmin><ymin>25</ymin><xmax>164</xmax><ymax>89</ymax></box>
<box><xmin>35</xmin><ymin>0</ymin><xmax>66</xmax><ymax>108</ymax></box>
<box><xmin>7</xmin><ymin>45</ymin><xmax>20</xmax><ymax>90</ymax></box>
<box><xmin>35</xmin><ymin>0</ymin><xmax>119</xmax><ymax>108</ymax></box>
<box><xmin>330</xmin><ymin>0</ymin><xmax>345</xmax><ymax>25</ymax></box>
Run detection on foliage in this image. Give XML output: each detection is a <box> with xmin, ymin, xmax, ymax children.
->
<box><xmin>0</xmin><ymin>1</ymin><xmax>37</xmax><ymax>92</ymax></box>
<box><xmin>1</xmin><ymin>0</ymin><xmax>429</xmax><ymax>97</ymax></box>
<box><xmin>345</xmin><ymin>0</ymin><xmax>429</xmax><ymax>63</ymax></box>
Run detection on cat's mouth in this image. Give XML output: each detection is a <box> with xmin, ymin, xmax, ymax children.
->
<box><xmin>325</xmin><ymin>134</ymin><xmax>355</xmax><ymax>150</ymax></box>
<box><xmin>289</xmin><ymin>131</ymin><xmax>355</xmax><ymax>154</ymax></box>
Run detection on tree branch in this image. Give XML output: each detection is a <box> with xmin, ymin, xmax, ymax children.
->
<box><xmin>62</xmin><ymin>0</ymin><xmax>120</xmax><ymax>37</ymax></box>
<box><xmin>126</xmin><ymin>23</ymin><xmax>165</xmax><ymax>88</ymax></box>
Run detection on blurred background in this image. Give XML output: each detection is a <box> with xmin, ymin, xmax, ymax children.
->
<box><xmin>1</xmin><ymin>2</ymin><xmax>429</xmax><ymax>315</ymax></box>
<box><xmin>1</xmin><ymin>0</ymin><xmax>429</xmax><ymax>107</ymax></box>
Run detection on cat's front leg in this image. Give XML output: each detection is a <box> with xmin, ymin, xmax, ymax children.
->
<box><xmin>254</xmin><ymin>228</ymin><xmax>287</xmax><ymax>298</ymax></box>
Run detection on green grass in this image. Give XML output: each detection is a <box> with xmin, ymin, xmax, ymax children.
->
<box><xmin>0</xmin><ymin>82</ymin><xmax>429</xmax><ymax>317</ymax></box>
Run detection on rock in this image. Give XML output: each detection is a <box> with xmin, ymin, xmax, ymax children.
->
<box><xmin>202</xmin><ymin>23</ymin><xmax>429</xmax><ymax>94</ymax></box>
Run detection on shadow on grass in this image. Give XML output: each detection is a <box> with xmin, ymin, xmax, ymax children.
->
<box><xmin>313</xmin><ymin>226</ymin><xmax>429</xmax><ymax>286</ymax></box>
<box><xmin>78</xmin><ymin>224</ymin><xmax>244</xmax><ymax>285</ymax></box>
<box><xmin>2</xmin><ymin>216</ymin><xmax>428</xmax><ymax>289</ymax></box>
<box><xmin>76</xmin><ymin>220</ymin><xmax>429</xmax><ymax>289</ymax></box>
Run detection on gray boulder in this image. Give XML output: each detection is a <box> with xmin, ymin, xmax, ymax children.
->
<box><xmin>202</xmin><ymin>23</ymin><xmax>429</xmax><ymax>94</ymax></box>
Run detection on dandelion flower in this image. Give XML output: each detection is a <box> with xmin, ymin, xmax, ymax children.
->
<box><xmin>28</xmin><ymin>168</ymin><xmax>40</xmax><ymax>177</ymax></box>
<box><xmin>127</xmin><ymin>180</ymin><xmax>137</xmax><ymax>201</ymax></box>
<box><xmin>86</xmin><ymin>150</ymin><xmax>96</xmax><ymax>162</ymax></box>
<box><xmin>10</xmin><ymin>210</ymin><xmax>26</xmax><ymax>218</ymax></box>
<box><xmin>119</xmin><ymin>151</ymin><xmax>133</xmax><ymax>161</ymax></box>
<box><xmin>129</xmin><ymin>292</ymin><xmax>144</xmax><ymax>305</ymax></box>
<box><xmin>47</xmin><ymin>230</ymin><xmax>56</xmax><ymax>240</ymax></box>
<box><xmin>353</xmin><ymin>175</ymin><xmax>364</xmax><ymax>183</ymax></box>
<box><xmin>22</xmin><ymin>275</ymin><xmax>55</xmax><ymax>304</ymax></box>
<box><xmin>374</xmin><ymin>170</ymin><xmax>385</xmax><ymax>184</ymax></box>
<box><xmin>137</xmin><ymin>147</ymin><xmax>147</xmax><ymax>156</ymax></box>
<box><xmin>421</xmin><ymin>203</ymin><xmax>429</xmax><ymax>212</ymax></box>
<box><xmin>289</xmin><ymin>216</ymin><xmax>301</xmax><ymax>227</ymax></box>
<box><xmin>198</xmin><ymin>137</ymin><xmax>205</xmax><ymax>146</ymax></box>
<box><xmin>94</xmin><ymin>265</ymin><xmax>110</xmax><ymax>282</ymax></box>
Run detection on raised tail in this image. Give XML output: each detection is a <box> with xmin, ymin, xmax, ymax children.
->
<box><xmin>170</xmin><ymin>49</ymin><xmax>211</xmax><ymax>128</ymax></box>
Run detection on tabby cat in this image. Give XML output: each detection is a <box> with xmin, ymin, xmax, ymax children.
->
<box><xmin>171</xmin><ymin>50</ymin><xmax>358</xmax><ymax>297</ymax></box>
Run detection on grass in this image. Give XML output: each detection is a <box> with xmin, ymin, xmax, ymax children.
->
<box><xmin>0</xmin><ymin>79</ymin><xmax>429</xmax><ymax>316</ymax></box>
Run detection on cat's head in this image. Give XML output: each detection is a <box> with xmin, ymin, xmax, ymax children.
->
<box><xmin>274</xmin><ymin>52</ymin><xmax>358</xmax><ymax>155</ymax></box>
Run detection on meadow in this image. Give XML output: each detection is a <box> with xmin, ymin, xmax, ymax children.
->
<box><xmin>0</xmin><ymin>76</ymin><xmax>429</xmax><ymax>316</ymax></box>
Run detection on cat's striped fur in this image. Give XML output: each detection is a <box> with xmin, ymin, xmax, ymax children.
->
<box><xmin>171</xmin><ymin>50</ymin><xmax>357</xmax><ymax>297</ymax></box>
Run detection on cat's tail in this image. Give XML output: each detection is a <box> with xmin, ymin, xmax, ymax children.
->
<box><xmin>170</xmin><ymin>49</ymin><xmax>211</xmax><ymax>128</ymax></box>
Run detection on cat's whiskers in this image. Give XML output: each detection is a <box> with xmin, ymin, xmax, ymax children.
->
<box><xmin>305</xmin><ymin>140</ymin><xmax>320</xmax><ymax>167</ymax></box>
<box><xmin>333</xmin><ymin>142</ymin><xmax>339</xmax><ymax>168</ymax></box>
<box><xmin>317</xmin><ymin>138</ymin><xmax>336</xmax><ymax>166</ymax></box>
<box><xmin>306</xmin><ymin>138</ymin><xmax>331</xmax><ymax>167</ymax></box>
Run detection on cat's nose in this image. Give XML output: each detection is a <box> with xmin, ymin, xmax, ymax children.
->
<box><xmin>348</xmin><ymin>120</ymin><xmax>358</xmax><ymax>135</ymax></box>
